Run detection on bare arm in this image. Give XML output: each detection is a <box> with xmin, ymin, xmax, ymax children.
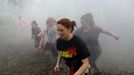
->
<box><xmin>102</xmin><ymin>28</ymin><xmax>119</xmax><ymax>40</ymax></box>
<box><xmin>38</xmin><ymin>32</ymin><xmax>44</xmax><ymax>49</ymax></box>
<box><xmin>56</xmin><ymin>52</ymin><xmax>61</xmax><ymax>66</ymax></box>
<box><xmin>74</xmin><ymin>58</ymin><xmax>89</xmax><ymax>75</ymax></box>
<box><xmin>54</xmin><ymin>51</ymin><xmax>61</xmax><ymax>72</ymax></box>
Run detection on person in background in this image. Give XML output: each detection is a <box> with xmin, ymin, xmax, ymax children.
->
<box><xmin>74</xmin><ymin>13</ymin><xmax>119</xmax><ymax>75</ymax></box>
<box><xmin>44</xmin><ymin>17</ymin><xmax>58</xmax><ymax>59</ymax></box>
<box><xmin>54</xmin><ymin>18</ymin><xmax>91</xmax><ymax>75</ymax></box>
<box><xmin>31</xmin><ymin>20</ymin><xmax>44</xmax><ymax>54</ymax></box>
<box><xmin>18</xmin><ymin>16</ymin><xmax>26</xmax><ymax>30</ymax></box>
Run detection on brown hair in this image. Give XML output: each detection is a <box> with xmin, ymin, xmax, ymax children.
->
<box><xmin>31</xmin><ymin>20</ymin><xmax>38</xmax><ymax>26</ymax></box>
<box><xmin>57</xmin><ymin>18</ymin><xmax>77</xmax><ymax>32</ymax></box>
<box><xmin>81</xmin><ymin>13</ymin><xmax>95</xmax><ymax>26</ymax></box>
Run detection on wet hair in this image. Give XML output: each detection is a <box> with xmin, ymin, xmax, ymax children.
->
<box><xmin>57</xmin><ymin>18</ymin><xmax>77</xmax><ymax>32</ymax></box>
<box><xmin>31</xmin><ymin>20</ymin><xmax>38</xmax><ymax>27</ymax></box>
<box><xmin>31</xmin><ymin>20</ymin><xmax>38</xmax><ymax>26</ymax></box>
<box><xmin>81</xmin><ymin>13</ymin><xmax>95</xmax><ymax>26</ymax></box>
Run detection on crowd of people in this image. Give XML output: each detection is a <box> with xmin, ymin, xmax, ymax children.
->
<box><xmin>19</xmin><ymin>13</ymin><xmax>119</xmax><ymax>75</ymax></box>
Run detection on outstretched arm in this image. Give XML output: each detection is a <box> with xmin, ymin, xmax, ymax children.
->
<box><xmin>102</xmin><ymin>28</ymin><xmax>119</xmax><ymax>40</ymax></box>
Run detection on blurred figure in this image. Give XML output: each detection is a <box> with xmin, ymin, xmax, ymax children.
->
<box><xmin>31</xmin><ymin>20</ymin><xmax>44</xmax><ymax>54</ymax></box>
<box><xmin>74</xmin><ymin>13</ymin><xmax>119</xmax><ymax>75</ymax></box>
<box><xmin>54</xmin><ymin>18</ymin><xmax>90</xmax><ymax>75</ymax></box>
<box><xmin>18</xmin><ymin>16</ymin><xmax>26</xmax><ymax>30</ymax></box>
<box><xmin>44</xmin><ymin>17</ymin><xmax>58</xmax><ymax>58</ymax></box>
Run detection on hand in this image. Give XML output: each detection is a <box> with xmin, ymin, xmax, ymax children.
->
<box><xmin>73</xmin><ymin>73</ymin><xmax>81</xmax><ymax>75</ymax></box>
<box><xmin>114</xmin><ymin>35</ymin><xmax>120</xmax><ymax>40</ymax></box>
<box><xmin>54</xmin><ymin>64</ymin><xmax>60</xmax><ymax>72</ymax></box>
<box><xmin>38</xmin><ymin>45</ymin><xmax>42</xmax><ymax>49</ymax></box>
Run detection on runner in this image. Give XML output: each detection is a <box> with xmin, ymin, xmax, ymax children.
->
<box><xmin>54</xmin><ymin>18</ymin><xmax>91</xmax><ymax>75</ymax></box>
<box><xmin>74</xmin><ymin>13</ymin><xmax>119</xmax><ymax>75</ymax></box>
<box><xmin>31</xmin><ymin>20</ymin><xmax>44</xmax><ymax>54</ymax></box>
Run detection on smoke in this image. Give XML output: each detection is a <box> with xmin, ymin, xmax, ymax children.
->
<box><xmin>0</xmin><ymin>0</ymin><xmax>134</xmax><ymax>73</ymax></box>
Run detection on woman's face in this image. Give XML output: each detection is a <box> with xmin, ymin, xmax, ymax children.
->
<box><xmin>81</xmin><ymin>19</ymin><xmax>90</xmax><ymax>28</ymax></box>
<box><xmin>31</xmin><ymin>23</ymin><xmax>36</xmax><ymax>28</ymax></box>
<box><xmin>57</xmin><ymin>24</ymin><xmax>71</xmax><ymax>40</ymax></box>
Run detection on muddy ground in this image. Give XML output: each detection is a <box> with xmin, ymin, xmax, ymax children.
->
<box><xmin>0</xmin><ymin>18</ymin><xmax>134</xmax><ymax>75</ymax></box>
